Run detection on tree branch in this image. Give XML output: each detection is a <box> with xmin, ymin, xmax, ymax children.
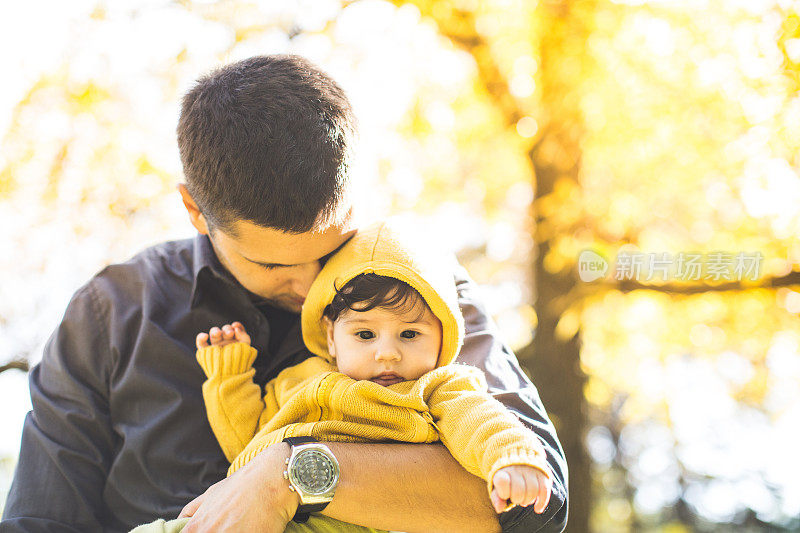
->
<box><xmin>602</xmin><ymin>270</ymin><xmax>800</xmax><ymax>294</ymax></box>
<box><xmin>0</xmin><ymin>359</ymin><xmax>30</xmax><ymax>375</ymax></box>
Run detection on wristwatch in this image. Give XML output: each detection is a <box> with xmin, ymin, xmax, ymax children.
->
<box><xmin>282</xmin><ymin>436</ymin><xmax>340</xmax><ymax>523</ymax></box>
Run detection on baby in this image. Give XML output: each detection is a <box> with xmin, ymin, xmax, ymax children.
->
<box><xmin>133</xmin><ymin>222</ymin><xmax>552</xmax><ymax>532</ymax></box>
<box><xmin>198</xmin><ymin>279</ymin><xmax>551</xmax><ymax>514</ymax></box>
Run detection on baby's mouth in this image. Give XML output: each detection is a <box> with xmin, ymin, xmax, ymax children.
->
<box><xmin>370</xmin><ymin>372</ymin><xmax>404</xmax><ymax>386</ymax></box>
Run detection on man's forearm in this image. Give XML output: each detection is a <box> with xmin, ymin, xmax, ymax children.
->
<box><xmin>322</xmin><ymin>442</ymin><xmax>501</xmax><ymax>533</ymax></box>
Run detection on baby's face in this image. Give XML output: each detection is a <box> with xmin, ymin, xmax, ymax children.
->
<box><xmin>325</xmin><ymin>303</ymin><xmax>443</xmax><ymax>386</ymax></box>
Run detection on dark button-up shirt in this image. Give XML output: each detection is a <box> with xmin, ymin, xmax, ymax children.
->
<box><xmin>1</xmin><ymin>235</ymin><xmax>567</xmax><ymax>532</ymax></box>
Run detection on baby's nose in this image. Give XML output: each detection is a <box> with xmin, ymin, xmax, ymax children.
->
<box><xmin>375</xmin><ymin>343</ymin><xmax>401</xmax><ymax>362</ymax></box>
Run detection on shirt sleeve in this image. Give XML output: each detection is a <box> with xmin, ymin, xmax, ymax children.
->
<box><xmin>453</xmin><ymin>265</ymin><xmax>568</xmax><ymax>533</ymax></box>
<box><xmin>1</xmin><ymin>282</ymin><xmax>117</xmax><ymax>532</ymax></box>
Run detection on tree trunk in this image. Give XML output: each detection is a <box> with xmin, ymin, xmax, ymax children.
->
<box><xmin>518</xmin><ymin>2</ymin><xmax>596</xmax><ymax>532</ymax></box>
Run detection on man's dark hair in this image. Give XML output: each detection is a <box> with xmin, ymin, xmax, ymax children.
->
<box><xmin>177</xmin><ymin>54</ymin><xmax>356</xmax><ymax>234</ymax></box>
<box><xmin>323</xmin><ymin>273</ymin><xmax>430</xmax><ymax>323</ymax></box>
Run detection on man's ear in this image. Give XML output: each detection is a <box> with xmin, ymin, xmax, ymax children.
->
<box><xmin>177</xmin><ymin>183</ymin><xmax>210</xmax><ymax>235</ymax></box>
<box><xmin>324</xmin><ymin>317</ymin><xmax>336</xmax><ymax>359</ymax></box>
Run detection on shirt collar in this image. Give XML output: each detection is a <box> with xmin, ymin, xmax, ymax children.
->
<box><xmin>190</xmin><ymin>233</ymin><xmax>240</xmax><ymax>309</ymax></box>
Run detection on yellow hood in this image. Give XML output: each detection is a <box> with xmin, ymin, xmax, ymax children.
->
<box><xmin>301</xmin><ymin>221</ymin><xmax>464</xmax><ymax>367</ymax></box>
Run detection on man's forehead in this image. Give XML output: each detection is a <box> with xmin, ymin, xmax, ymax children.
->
<box><xmin>229</xmin><ymin>219</ymin><xmax>356</xmax><ymax>265</ymax></box>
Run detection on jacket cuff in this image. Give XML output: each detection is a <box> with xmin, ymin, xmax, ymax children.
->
<box><xmin>196</xmin><ymin>343</ymin><xmax>258</xmax><ymax>376</ymax></box>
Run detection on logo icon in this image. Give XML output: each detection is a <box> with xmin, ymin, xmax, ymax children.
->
<box><xmin>578</xmin><ymin>250</ymin><xmax>609</xmax><ymax>282</ymax></box>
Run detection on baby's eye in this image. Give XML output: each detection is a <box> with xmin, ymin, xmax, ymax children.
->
<box><xmin>400</xmin><ymin>330</ymin><xmax>418</xmax><ymax>339</ymax></box>
<box><xmin>356</xmin><ymin>331</ymin><xmax>375</xmax><ymax>340</ymax></box>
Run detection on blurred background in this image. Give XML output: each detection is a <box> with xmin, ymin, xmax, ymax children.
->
<box><xmin>2</xmin><ymin>0</ymin><xmax>799</xmax><ymax>531</ymax></box>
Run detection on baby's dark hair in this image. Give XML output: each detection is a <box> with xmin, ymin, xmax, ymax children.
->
<box><xmin>322</xmin><ymin>273</ymin><xmax>431</xmax><ymax>322</ymax></box>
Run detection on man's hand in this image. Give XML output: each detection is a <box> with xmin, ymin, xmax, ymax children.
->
<box><xmin>490</xmin><ymin>465</ymin><xmax>552</xmax><ymax>515</ymax></box>
<box><xmin>179</xmin><ymin>443</ymin><xmax>298</xmax><ymax>532</ymax></box>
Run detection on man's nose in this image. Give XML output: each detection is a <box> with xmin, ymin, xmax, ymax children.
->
<box><xmin>290</xmin><ymin>261</ymin><xmax>322</xmax><ymax>298</ymax></box>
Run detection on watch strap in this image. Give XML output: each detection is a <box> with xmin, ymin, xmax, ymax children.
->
<box><xmin>283</xmin><ymin>436</ymin><xmax>317</xmax><ymax>447</ymax></box>
<box><xmin>291</xmin><ymin>502</ymin><xmax>328</xmax><ymax>523</ymax></box>
<box><xmin>283</xmin><ymin>436</ymin><xmax>325</xmax><ymax>523</ymax></box>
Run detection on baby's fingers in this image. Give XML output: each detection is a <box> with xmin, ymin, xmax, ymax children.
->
<box><xmin>493</xmin><ymin>469</ymin><xmax>512</xmax><ymax>501</ymax></box>
<box><xmin>520</xmin><ymin>472</ymin><xmax>539</xmax><ymax>507</ymax></box>
<box><xmin>231</xmin><ymin>322</ymin><xmax>251</xmax><ymax>344</ymax></box>
<box><xmin>196</xmin><ymin>332</ymin><xmax>209</xmax><ymax>349</ymax></box>
<box><xmin>490</xmin><ymin>488</ymin><xmax>508</xmax><ymax>514</ymax></box>
<box><xmin>533</xmin><ymin>473</ymin><xmax>553</xmax><ymax>514</ymax></box>
<box><xmin>509</xmin><ymin>470</ymin><xmax>526</xmax><ymax>505</ymax></box>
<box><xmin>221</xmin><ymin>324</ymin><xmax>235</xmax><ymax>341</ymax></box>
<box><xmin>209</xmin><ymin>326</ymin><xmax>223</xmax><ymax>343</ymax></box>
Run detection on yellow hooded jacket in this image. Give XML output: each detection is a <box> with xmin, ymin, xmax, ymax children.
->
<box><xmin>196</xmin><ymin>222</ymin><xmax>550</xmax><ymax>494</ymax></box>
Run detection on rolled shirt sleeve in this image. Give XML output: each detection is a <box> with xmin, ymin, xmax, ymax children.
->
<box><xmin>453</xmin><ymin>266</ymin><xmax>568</xmax><ymax>533</ymax></box>
<box><xmin>2</xmin><ymin>282</ymin><xmax>116</xmax><ymax>532</ymax></box>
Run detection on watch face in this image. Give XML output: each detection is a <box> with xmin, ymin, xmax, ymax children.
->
<box><xmin>294</xmin><ymin>449</ymin><xmax>337</xmax><ymax>494</ymax></box>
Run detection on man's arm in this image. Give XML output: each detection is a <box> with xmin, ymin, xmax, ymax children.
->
<box><xmin>180</xmin><ymin>441</ymin><xmax>500</xmax><ymax>533</ymax></box>
<box><xmin>324</xmin><ymin>442</ymin><xmax>501</xmax><ymax>532</ymax></box>
<box><xmin>2</xmin><ymin>283</ymin><xmax>116</xmax><ymax>532</ymax></box>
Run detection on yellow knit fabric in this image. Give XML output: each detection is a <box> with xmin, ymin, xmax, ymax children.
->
<box><xmin>196</xmin><ymin>344</ymin><xmax>551</xmax><ymax>496</ymax></box>
<box><xmin>196</xmin><ymin>220</ymin><xmax>550</xmax><ymax>498</ymax></box>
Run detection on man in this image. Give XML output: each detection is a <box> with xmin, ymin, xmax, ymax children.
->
<box><xmin>2</xmin><ymin>55</ymin><xmax>567</xmax><ymax>532</ymax></box>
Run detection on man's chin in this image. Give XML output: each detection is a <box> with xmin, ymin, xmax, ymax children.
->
<box><xmin>244</xmin><ymin>290</ymin><xmax>303</xmax><ymax>313</ymax></box>
<box><xmin>272</xmin><ymin>298</ymin><xmax>304</xmax><ymax>313</ymax></box>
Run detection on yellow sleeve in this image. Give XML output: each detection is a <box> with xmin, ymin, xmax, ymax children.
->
<box><xmin>228</xmin><ymin>371</ymin><xmax>346</xmax><ymax>476</ymax></box>
<box><xmin>196</xmin><ymin>343</ymin><xmax>336</xmax><ymax>463</ymax></box>
<box><xmin>256</xmin><ymin>356</ymin><xmax>338</xmax><ymax>431</ymax></box>
<box><xmin>196</xmin><ymin>343</ymin><xmax>263</xmax><ymax>462</ymax></box>
<box><xmin>423</xmin><ymin>366</ymin><xmax>552</xmax><ymax>496</ymax></box>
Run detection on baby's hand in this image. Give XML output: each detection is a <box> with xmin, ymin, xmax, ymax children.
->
<box><xmin>196</xmin><ymin>322</ymin><xmax>251</xmax><ymax>349</ymax></box>
<box><xmin>490</xmin><ymin>465</ymin><xmax>552</xmax><ymax>514</ymax></box>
